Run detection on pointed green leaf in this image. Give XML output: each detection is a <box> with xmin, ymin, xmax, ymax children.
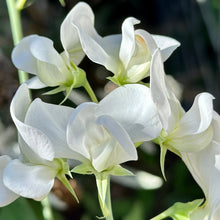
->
<box><xmin>150</xmin><ymin>199</ymin><xmax>203</xmax><ymax>220</ymax></box>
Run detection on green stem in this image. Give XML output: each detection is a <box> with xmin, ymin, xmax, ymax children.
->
<box><xmin>41</xmin><ymin>196</ymin><xmax>55</xmax><ymax>220</ymax></box>
<box><xmin>150</xmin><ymin>212</ymin><xmax>167</xmax><ymax>220</ymax></box>
<box><xmin>105</xmin><ymin>176</ymin><xmax>113</xmax><ymax>220</ymax></box>
<box><xmin>6</xmin><ymin>0</ymin><xmax>28</xmax><ymax>84</ymax></box>
<box><xmin>83</xmin><ymin>79</ymin><xmax>98</xmax><ymax>103</ymax></box>
<box><xmin>97</xmin><ymin>175</ymin><xmax>113</xmax><ymax>220</ymax></box>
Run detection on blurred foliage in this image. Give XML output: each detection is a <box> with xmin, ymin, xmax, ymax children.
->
<box><xmin>0</xmin><ymin>0</ymin><xmax>219</xmax><ymax>219</ymax></box>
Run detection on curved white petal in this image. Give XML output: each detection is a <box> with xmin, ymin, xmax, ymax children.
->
<box><xmin>12</xmin><ymin>35</ymin><xmax>38</xmax><ymax>75</ymax></box>
<box><xmin>25</xmin><ymin>98</ymin><xmax>81</xmax><ymax>159</ymax></box>
<box><xmin>0</xmin><ymin>156</ymin><xmax>19</xmax><ymax>207</ymax></box>
<box><xmin>150</xmin><ymin>49</ymin><xmax>183</xmax><ymax>132</ymax></box>
<box><xmin>175</xmin><ymin>92</ymin><xmax>214</xmax><ymax>137</ymax></box>
<box><xmin>3</xmin><ymin>159</ymin><xmax>56</xmax><ymax>200</ymax></box>
<box><xmin>97</xmin><ymin>84</ymin><xmax>162</xmax><ymax>142</ymax></box>
<box><xmin>67</xmin><ymin>102</ymin><xmax>98</xmax><ymax>160</ymax></box>
<box><xmin>96</xmin><ymin>114</ymin><xmax>137</xmax><ymax>161</ymax></box>
<box><xmin>152</xmin><ymin>35</ymin><xmax>180</xmax><ymax>61</ymax></box>
<box><xmin>150</xmin><ymin>49</ymin><xmax>171</xmax><ymax>130</ymax></box>
<box><xmin>119</xmin><ymin>17</ymin><xmax>140</xmax><ymax>68</ymax></box>
<box><xmin>25</xmin><ymin>76</ymin><xmax>47</xmax><ymax>89</ymax></box>
<box><xmin>60</xmin><ymin>2</ymin><xmax>86</xmax><ymax>65</ymax></box>
<box><xmin>212</xmin><ymin>111</ymin><xmax>220</xmax><ymax>143</ymax></box>
<box><xmin>135</xmin><ymin>29</ymin><xmax>157</xmax><ymax>55</ymax></box>
<box><xmin>71</xmin><ymin>5</ymin><xmax>120</xmax><ymax>74</ymax></box>
<box><xmin>10</xmin><ymin>84</ymin><xmax>55</xmax><ymax>161</ymax></box>
<box><xmin>169</xmin><ymin>125</ymin><xmax>213</xmax><ymax>152</ymax></box>
<box><xmin>182</xmin><ymin>141</ymin><xmax>220</xmax><ymax>220</ymax></box>
<box><xmin>29</xmin><ymin>35</ymin><xmax>71</xmax><ymax>86</ymax></box>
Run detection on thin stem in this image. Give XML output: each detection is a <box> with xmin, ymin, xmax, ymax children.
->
<box><xmin>6</xmin><ymin>0</ymin><xmax>28</xmax><ymax>84</ymax></box>
<box><xmin>16</xmin><ymin>0</ymin><xmax>27</xmax><ymax>10</ymax></box>
<box><xmin>83</xmin><ymin>79</ymin><xmax>98</xmax><ymax>103</ymax></box>
<box><xmin>105</xmin><ymin>176</ymin><xmax>113</xmax><ymax>220</ymax></box>
<box><xmin>41</xmin><ymin>196</ymin><xmax>55</xmax><ymax>220</ymax></box>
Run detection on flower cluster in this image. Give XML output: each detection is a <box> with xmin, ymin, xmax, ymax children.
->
<box><xmin>1</xmin><ymin>2</ymin><xmax>220</xmax><ymax>220</ymax></box>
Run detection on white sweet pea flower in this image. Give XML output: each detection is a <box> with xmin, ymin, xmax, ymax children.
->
<box><xmin>150</xmin><ymin>50</ymin><xmax>214</xmax><ymax>177</ymax></box>
<box><xmin>68</xmin><ymin>84</ymin><xmax>162</xmax><ymax>217</ymax></box>
<box><xmin>181</xmin><ymin>112</ymin><xmax>220</xmax><ymax>220</ymax></box>
<box><xmin>4</xmin><ymin>84</ymin><xmax>81</xmax><ymax>203</ymax></box>
<box><xmin>11</xmin><ymin>4</ymin><xmax>87</xmax><ymax>101</ymax></box>
<box><xmin>71</xmin><ymin>2</ymin><xmax>180</xmax><ymax>85</ymax></box>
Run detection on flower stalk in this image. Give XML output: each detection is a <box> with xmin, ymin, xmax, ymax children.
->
<box><xmin>6</xmin><ymin>0</ymin><xmax>28</xmax><ymax>84</ymax></box>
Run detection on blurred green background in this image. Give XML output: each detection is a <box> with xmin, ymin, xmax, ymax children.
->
<box><xmin>0</xmin><ymin>0</ymin><xmax>220</xmax><ymax>219</ymax></box>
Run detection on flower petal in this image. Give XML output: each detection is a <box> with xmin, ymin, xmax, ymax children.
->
<box><xmin>135</xmin><ymin>29</ymin><xmax>157</xmax><ymax>55</ymax></box>
<box><xmin>12</xmin><ymin>35</ymin><xmax>38</xmax><ymax>75</ymax></box>
<box><xmin>29</xmin><ymin>35</ymin><xmax>71</xmax><ymax>86</ymax></box>
<box><xmin>119</xmin><ymin>17</ymin><xmax>140</xmax><ymax>69</ymax></box>
<box><xmin>175</xmin><ymin>92</ymin><xmax>214</xmax><ymax>137</ymax></box>
<box><xmin>67</xmin><ymin>102</ymin><xmax>98</xmax><ymax>160</ymax></box>
<box><xmin>97</xmin><ymin>84</ymin><xmax>162</xmax><ymax>142</ymax></box>
<box><xmin>60</xmin><ymin>2</ymin><xmax>85</xmax><ymax>65</ymax></box>
<box><xmin>94</xmin><ymin>115</ymin><xmax>137</xmax><ymax>171</ymax></box>
<box><xmin>182</xmin><ymin>141</ymin><xmax>220</xmax><ymax>219</ymax></box>
<box><xmin>0</xmin><ymin>156</ymin><xmax>19</xmax><ymax>207</ymax></box>
<box><xmin>25</xmin><ymin>76</ymin><xmax>47</xmax><ymax>89</ymax></box>
<box><xmin>150</xmin><ymin>49</ymin><xmax>183</xmax><ymax>132</ymax></box>
<box><xmin>10</xmin><ymin>84</ymin><xmax>55</xmax><ymax>161</ymax></box>
<box><xmin>71</xmin><ymin>3</ymin><xmax>120</xmax><ymax>74</ymax></box>
<box><xmin>3</xmin><ymin>159</ymin><xmax>56</xmax><ymax>200</ymax></box>
<box><xmin>152</xmin><ymin>35</ymin><xmax>180</xmax><ymax>61</ymax></box>
<box><xmin>25</xmin><ymin>98</ymin><xmax>81</xmax><ymax>159</ymax></box>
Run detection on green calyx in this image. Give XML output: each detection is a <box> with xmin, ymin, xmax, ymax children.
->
<box><xmin>53</xmin><ymin>159</ymin><xmax>79</xmax><ymax>203</ymax></box>
<box><xmin>153</xmin><ymin>130</ymin><xmax>181</xmax><ymax>180</ymax></box>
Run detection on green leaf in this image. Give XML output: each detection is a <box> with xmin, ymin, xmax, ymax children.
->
<box><xmin>150</xmin><ymin>199</ymin><xmax>204</xmax><ymax>220</ymax></box>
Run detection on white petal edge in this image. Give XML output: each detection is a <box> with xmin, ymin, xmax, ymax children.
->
<box><xmin>60</xmin><ymin>2</ymin><xmax>86</xmax><ymax>65</ymax></box>
<box><xmin>12</xmin><ymin>35</ymin><xmax>38</xmax><ymax>74</ymax></box>
<box><xmin>3</xmin><ymin>159</ymin><xmax>56</xmax><ymax>200</ymax></box>
<box><xmin>97</xmin><ymin>84</ymin><xmax>162</xmax><ymax>142</ymax></box>
<box><xmin>0</xmin><ymin>156</ymin><xmax>19</xmax><ymax>207</ymax></box>
<box><xmin>10</xmin><ymin>84</ymin><xmax>55</xmax><ymax>161</ymax></box>
<box><xmin>152</xmin><ymin>35</ymin><xmax>180</xmax><ymax>61</ymax></box>
<box><xmin>119</xmin><ymin>17</ymin><xmax>140</xmax><ymax>69</ymax></box>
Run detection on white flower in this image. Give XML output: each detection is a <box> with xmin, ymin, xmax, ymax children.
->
<box><xmin>67</xmin><ymin>84</ymin><xmax>162</xmax><ymax>173</ymax></box>
<box><xmin>182</xmin><ymin>112</ymin><xmax>220</xmax><ymax>220</ymax></box>
<box><xmin>150</xmin><ymin>50</ymin><xmax>214</xmax><ymax>177</ymax></box>
<box><xmin>71</xmin><ymin>2</ymin><xmax>180</xmax><ymax>85</ymax></box>
<box><xmin>2</xmin><ymin>84</ymin><xmax>80</xmax><ymax>203</ymax></box>
<box><xmin>151</xmin><ymin>49</ymin><xmax>214</xmax><ymax>153</ymax></box>
<box><xmin>11</xmin><ymin>4</ymin><xmax>86</xmax><ymax>97</ymax></box>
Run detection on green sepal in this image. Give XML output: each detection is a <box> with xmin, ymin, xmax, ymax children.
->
<box><xmin>43</xmin><ymin>85</ymin><xmax>66</xmax><ymax>95</ymax></box>
<box><xmin>160</xmin><ymin>144</ymin><xmax>167</xmax><ymax>181</ymax></box>
<box><xmin>107</xmin><ymin>76</ymin><xmax>122</xmax><ymax>87</ymax></box>
<box><xmin>71</xmin><ymin>163</ymin><xmax>95</xmax><ymax>175</ymax></box>
<box><xmin>57</xmin><ymin>173</ymin><xmax>79</xmax><ymax>203</ymax></box>
<box><xmin>150</xmin><ymin>199</ymin><xmax>204</xmax><ymax>220</ymax></box>
<box><xmin>107</xmin><ymin>165</ymin><xmax>134</xmax><ymax>176</ymax></box>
